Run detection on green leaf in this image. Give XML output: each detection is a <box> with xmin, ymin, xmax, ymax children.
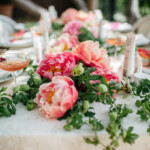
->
<box><xmin>123</xmin><ymin>126</ymin><xmax>138</xmax><ymax>144</ymax></box>
<box><xmin>84</xmin><ymin>136</ymin><xmax>100</xmax><ymax>146</ymax></box>
<box><xmin>52</xmin><ymin>21</ymin><xmax>64</xmax><ymax>30</ymax></box>
<box><xmin>147</xmin><ymin>125</ymin><xmax>150</xmax><ymax>134</ymax></box>
<box><xmin>78</xmin><ymin>27</ymin><xmax>96</xmax><ymax>42</ymax></box>
<box><xmin>14</xmin><ymin>92</ymin><xmax>29</xmax><ymax>105</ymax></box>
<box><xmin>89</xmin><ymin>118</ymin><xmax>104</xmax><ymax>131</ymax></box>
<box><xmin>27</xmin><ymin>73</ymin><xmax>42</xmax><ymax>88</ymax></box>
<box><xmin>85</xmin><ymin>111</ymin><xmax>95</xmax><ymax>117</ymax></box>
<box><xmin>106</xmin><ymin>94</ymin><xmax>112</xmax><ymax>104</ymax></box>
<box><xmin>0</xmin><ymin>106</ymin><xmax>11</xmax><ymax>117</ymax></box>
<box><xmin>0</xmin><ymin>87</ymin><xmax>7</xmax><ymax>93</ymax></box>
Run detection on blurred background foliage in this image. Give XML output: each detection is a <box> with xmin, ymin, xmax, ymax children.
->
<box><xmin>139</xmin><ymin>0</ymin><xmax>150</xmax><ymax>16</ymax></box>
<box><xmin>98</xmin><ymin>0</ymin><xmax>150</xmax><ymax>21</ymax></box>
<box><xmin>0</xmin><ymin>0</ymin><xmax>150</xmax><ymax>23</ymax></box>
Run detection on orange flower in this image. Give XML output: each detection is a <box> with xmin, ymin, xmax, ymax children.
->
<box><xmin>72</xmin><ymin>40</ymin><xmax>110</xmax><ymax>69</ymax></box>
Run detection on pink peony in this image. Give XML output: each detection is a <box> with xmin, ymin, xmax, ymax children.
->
<box><xmin>91</xmin><ymin>66</ymin><xmax>119</xmax><ymax>83</ymax></box>
<box><xmin>63</xmin><ymin>20</ymin><xmax>83</xmax><ymax>36</ymax></box>
<box><xmin>36</xmin><ymin>52</ymin><xmax>76</xmax><ymax>80</ymax></box>
<box><xmin>72</xmin><ymin>40</ymin><xmax>110</xmax><ymax>69</ymax></box>
<box><xmin>77</xmin><ymin>11</ymin><xmax>96</xmax><ymax>22</ymax></box>
<box><xmin>54</xmin><ymin>33</ymin><xmax>79</xmax><ymax>49</ymax></box>
<box><xmin>60</xmin><ymin>8</ymin><xmax>78</xmax><ymax>24</ymax></box>
<box><xmin>35</xmin><ymin>76</ymin><xmax>78</xmax><ymax>118</ymax></box>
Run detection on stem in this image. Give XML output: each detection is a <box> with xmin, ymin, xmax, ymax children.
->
<box><xmin>94</xmin><ymin>131</ymin><xmax>106</xmax><ymax>148</ymax></box>
<box><xmin>115</xmin><ymin>45</ymin><xmax>118</xmax><ymax>59</ymax></box>
<box><xmin>12</xmin><ymin>72</ymin><xmax>16</xmax><ymax>87</ymax></box>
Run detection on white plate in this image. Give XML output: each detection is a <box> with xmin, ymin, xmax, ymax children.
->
<box><xmin>0</xmin><ymin>38</ymin><xmax>33</xmax><ymax>49</ymax></box>
<box><xmin>142</xmin><ymin>67</ymin><xmax>150</xmax><ymax>74</ymax></box>
<box><xmin>0</xmin><ymin>69</ymin><xmax>23</xmax><ymax>83</ymax></box>
<box><xmin>10</xmin><ymin>38</ymin><xmax>33</xmax><ymax>48</ymax></box>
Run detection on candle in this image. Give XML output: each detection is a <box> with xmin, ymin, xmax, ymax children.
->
<box><xmin>33</xmin><ymin>35</ymin><xmax>43</xmax><ymax>64</ymax></box>
<box><xmin>136</xmin><ymin>54</ymin><xmax>142</xmax><ymax>73</ymax></box>
<box><xmin>122</xmin><ymin>33</ymin><xmax>135</xmax><ymax>77</ymax></box>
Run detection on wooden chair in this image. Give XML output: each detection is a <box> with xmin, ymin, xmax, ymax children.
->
<box><xmin>132</xmin><ymin>15</ymin><xmax>150</xmax><ymax>38</ymax></box>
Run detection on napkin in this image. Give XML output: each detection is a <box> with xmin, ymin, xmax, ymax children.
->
<box><xmin>135</xmin><ymin>34</ymin><xmax>150</xmax><ymax>46</ymax></box>
<box><xmin>0</xmin><ymin>69</ymin><xmax>11</xmax><ymax>79</ymax></box>
<box><xmin>111</xmin><ymin>22</ymin><xmax>132</xmax><ymax>32</ymax></box>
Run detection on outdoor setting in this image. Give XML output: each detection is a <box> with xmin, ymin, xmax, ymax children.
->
<box><xmin>0</xmin><ymin>0</ymin><xmax>150</xmax><ymax>150</ymax></box>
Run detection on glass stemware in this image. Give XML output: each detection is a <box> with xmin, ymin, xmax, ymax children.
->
<box><xmin>106</xmin><ymin>31</ymin><xmax>126</xmax><ymax>59</ymax></box>
<box><xmin>0</xmin><ymin>52</ymin><xmax>30</xmax><ymax>86</ymax></box>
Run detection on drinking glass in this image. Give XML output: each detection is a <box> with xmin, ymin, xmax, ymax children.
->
<box><xmin>0</xmin><ymin>52</ymin><xmax>30</xmax><ymax>86</ymax></box>
<box><xmin>106</xmin><ymin>31</ymin><xmax>126</xmax><ymax>59</ymax></box>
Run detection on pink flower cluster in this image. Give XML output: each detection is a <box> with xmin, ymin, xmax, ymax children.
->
<box><xmin>36</xmin><ymin>52</ymin><xmax>76</xmax><ymax>80</ymax></box>
<box><xmin>35</xmin><ymin>6</ymin><xmax>120</xmax><ymax>121</ymax></box>
<box><xmin>63</xmin><ymin>20</ymin><xmax>83</xmax><ymax>36</ymax></box>
<box><xmin>36</xmin><ymin>41</ymin><xmax>119</xmax><ymax>119</ymax></box>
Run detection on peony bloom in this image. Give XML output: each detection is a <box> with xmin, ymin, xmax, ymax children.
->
<box><xmin>72</xmin><ymin>40</ymin><xmax>110</xmax><ymax>69</ymax></box>
<box><xmin>91</xmin><ymin>66</ymin><xmax>119</xmax><ymax>83</ymax></box>
<box><xmin>63</xmin><ymin>20</ymin><xmax>83</xmax><ymax>36</ymax></box>
<box><xmin>60</xmin><ymin>8</ymin><xmax>78</xmax><ymax>24</ymax></box>
<box><xmin>35</xmin><ymin>76</ymin><xmax>78</xmax><ymax>118</ymax></box>
<box><xmin>54</xmin><ymin>33</ymin><xmax>79</xmax><ymax>50</ymax></box>
<box><xmin>36</xmin><ymin>52</ymin><xmax>76</xmax><ymax>80</ymax></box>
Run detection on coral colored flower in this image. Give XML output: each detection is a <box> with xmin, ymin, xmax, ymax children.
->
<box><xmin>63</xmin><ymin>20</ymin><xmax>83</xmax><ymax>36</ymax></box>
<box><xmin>60</xmin><ymin>8</ymin><xmax>78</xmax><ymax>24</ymax></box>
<box><xmin>54</xmin><ymin>33</ymin><xmax>79</xmax><ymax>49</ymax></box>
<box><xmin>91</xmin><ymin>66</ymin><xmax>119</xmax><ymax>83</ymax></box>
<box><xmin>36</xmin><ymin>52</ymin><xmax>76</xmax><ymax>80</ymax></box>
<box><xmin>35</xmin><ymin>76</ymin><xmax>78</xmax><ymax>118</ymax></box>
<box><xmin>72</xmin><ymin>40</ymin><xmax>110</xmax><ymax>69</ymax></box>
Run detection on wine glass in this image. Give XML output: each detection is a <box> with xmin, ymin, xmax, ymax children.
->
<box><xmin>106</xmin><ymin>31</ymin><xmax>126</xmax><ymax>59</ymax></box>
<box><xmin>0</xmin><ymin>52</ymin><xmax>30</xmax><ymax>86</ymax></box>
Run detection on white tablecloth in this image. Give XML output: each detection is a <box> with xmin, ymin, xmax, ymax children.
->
<box><xmin>0</xmin><ymin>48</ymin><xmax>150</xmax><ymax>150</ymax></box>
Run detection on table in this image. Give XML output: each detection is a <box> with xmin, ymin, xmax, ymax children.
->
<box><xmin>0</xmin><ymin>48</ymin><xmax>150</xmax><ymax>150</ymax></box>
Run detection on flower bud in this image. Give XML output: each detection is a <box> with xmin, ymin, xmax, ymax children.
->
<box><xmin>26</xmin><ymin>100</ymin><xmax>36</xmax><ymax>111</ymax></box>
<box><xmin>97</xmin><ymin>84</ymin><xmax>108</xmax><ymax>93</ymax></box>
<box><xmin>13</xmin><ymin>85</ymin><xmax>20</xmax><ymax>93</ymax></box>
<box><xmin>64</xmin><ymin>124</ymin><xmax>73</xmax><ymax>131</ymax></box>
<box><xmin>71</xmin><ymin>63</ymin><xmax>84</xmax><ymax>76</ymax></box>
<box><xmin>83</xmin><ymin>100</ymin><xmax>90</xmax><ymax>113</ymax></box>
<box><xmin>109</xmin><ymin>112</ymin><xmax>117</xmax><ymax>122</ymax></box>
<box><xmin>20</xmin><ymin>84</ymin><xmax>30</xmax><ymax>92</ymax></box>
